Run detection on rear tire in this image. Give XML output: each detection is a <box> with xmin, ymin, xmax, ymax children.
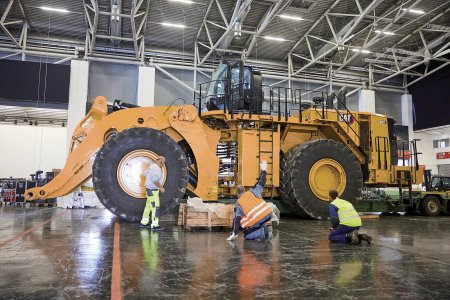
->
<box><xmin>420</xmin><ymin>196</ymin><xmax>441</xmax><ymax>217</ymax></box>
<box><xmin>280</xmin><ymin>139</ymin><xmax>363</xmax><ymax>220</ymax></box>
<box><xmin>93</xmin><ymin>127</ymin><xmax>188</xmax><ymax>221</ymax></box>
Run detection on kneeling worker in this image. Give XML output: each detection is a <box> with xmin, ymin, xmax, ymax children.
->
<box><xmin>140</xmin><ymin>156</ymin><xmax>165</xmax><ymax>231</ymax></box>
<box><xmin>227</xmin><ymin>161</ymin><xmax>273</xmax><ymax>242</ymax></box>
<box><xmin>328</xmin><ymin>190</ymin><xmax>372</xmax><ymax>245</ymax></box>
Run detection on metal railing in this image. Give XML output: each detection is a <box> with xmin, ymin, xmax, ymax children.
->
<box><xmin>195</xmin><ymin>81</ymin><xmax>363</xmax><ymax>146</ymax></box>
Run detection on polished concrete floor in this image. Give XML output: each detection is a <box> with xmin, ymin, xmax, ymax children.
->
<box><xmin>1</xmin><ymin>206</ymin><xmax>450</xmax><ymax>299</ymax></box>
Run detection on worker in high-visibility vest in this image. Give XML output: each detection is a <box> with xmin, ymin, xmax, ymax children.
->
<box><xmin>140</xmin><ymin>156</ymin><xmax>166</xmax><ymax>231</ymax></box>
<box><xmin>328</xmin><ymin>190</ymin><xmax>372</xmax><ymax>245</ymax></box>
<box><xmin>227</xmin><ymin>161</ymin><xmax>273</xmax><ymax>242</ymax></box>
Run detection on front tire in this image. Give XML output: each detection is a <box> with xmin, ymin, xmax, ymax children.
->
<box><xmin>420</xmin><ymin>196</ymin><xmax>441</xmax><ymax>217</ymax></box>
<box><xmin>93</xmin><ymin>127</ymin><xmax>189</xmax><ymax>221</ymax></box>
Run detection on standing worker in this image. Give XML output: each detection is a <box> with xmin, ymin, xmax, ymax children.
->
<box><xmin>227</xmin><ymin>161</ymin><xmax>273</xmax><ymax>242</ymax></box>
<box><xmin>140</xmin><ymin>156</ymin><xmax>166</xmax><ymax>231</ymax></box>
<box><xmin>328</xmin><ymin>190</ymin><xmax>372</xmax><ymax>245</ymax></box>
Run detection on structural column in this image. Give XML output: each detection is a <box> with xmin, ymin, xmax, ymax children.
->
<box><xmin>67</xmin><ymin>60</ymin><xmax>89</xmax><ymax>152</ymax></box>
<box><xmin>357</xmin><ymin>89</ymin><xmax>376</xmax><ymax>113</ymax></box>
<box><xmin>137</xmin><ymin>66</ymin><xmax>155</xmax><ymax>107</ymax></box>
<box><xmin>401</xmin><ymin>93</ymin><xmax>414</xmax><ymax>141</ymax></box>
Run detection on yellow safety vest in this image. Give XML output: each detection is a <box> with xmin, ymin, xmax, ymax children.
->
<box><xmin>331</xmin><ymin>198</ymin><xmax>362</xmax><ymax>227</ymax></box>
<box><xmin>237</xmin><ymin>191</ymin><xmax>273</xmax><ymax>228</ymax></box>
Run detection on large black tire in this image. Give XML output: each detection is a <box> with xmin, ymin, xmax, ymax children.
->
<box><xmin>280</xmin><ymin>139</ymin><xmax>363</xmax><ymax>220</ymax></box>
<box><xmin>93</xmin><ymin>127</ymin><xmax>189</xmax><ymax>221</ymax></box>
<box><xmin>420</xmin><ymin>196</ymin><xmax>441</xmax><ymax>217</ymax></box>
<box><xmin>279</xmin><ymin>144</ymin><xmax>310</xmax><ymax>218</ymax></box>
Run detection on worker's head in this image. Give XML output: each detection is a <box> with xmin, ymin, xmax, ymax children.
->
<box><xmin>156</xmin><ymin>156</ymin><xmax>166</xmax><ymax>167</ymax></box>
<box><xmin>329</xmin><ymin>189</ymin><xmax>338</xmax><ymax>201</ymax></box>
<box><xmin>236</xmin><ymin>185</ymin><xmax>245</xmax><ymax>198</ymax></box>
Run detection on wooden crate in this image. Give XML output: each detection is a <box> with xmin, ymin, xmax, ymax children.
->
<box><xmin>178</xmin><ymin>203</ymin><xmax>234</xmax><ymax>230</ymax></box>
<box><xmin>33</xmin><ymin>202</ymin><xmax>57</xmax><ymax>207</ymax></box>
<box><xmin>359</xmin><ymin>213</ymin><xmax>380</xmax><ymax>220</ymax></box>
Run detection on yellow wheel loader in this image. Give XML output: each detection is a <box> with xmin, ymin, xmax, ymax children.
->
<box><xmin>25</xmin><ymin>61</ymin><xmax>423</xmax><ymax>220</ymax></box>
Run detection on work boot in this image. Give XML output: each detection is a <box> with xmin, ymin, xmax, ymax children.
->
<box><xmin>151</xmin><ymin>226</ymin><xmax>164</xmax><ymax>231</ymax></box>
<box><xmin>358</xmin><ymin>233</ymin><xmax>372</xmax><ymax>246</ymax></box>
<box><xmin>346</xmin><ymin>230</ymin><xmax>360</xmax><ymax>245</ymax></box>
<box><xmin>140</xmin><ymin>223</ymin><xmax>151</xmax><ymax>229</ymax></box>
<box><xmin>265</xmin><ymin>226</ymin><xmax>273</xmax><ymax>242</ymax></box>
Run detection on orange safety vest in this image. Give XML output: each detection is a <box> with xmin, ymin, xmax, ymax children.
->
<box><xmin>237</xmin><ymin>191</ymin><xmax>273</xmax><ymax>228</ymax></box>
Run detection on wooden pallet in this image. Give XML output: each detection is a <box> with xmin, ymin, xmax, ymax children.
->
<box><xmin>359</xmin><ymin>213</ymin><xmax>380</xmax><ymax>220</ymax></box>
<box><xmin>33</xmin><ymin>202</ymin><xmax>57</xmax><ymax>207</ymax></box>
<box><xmin>178</xmin><ymin>203</ymin><xmax>234</xmax><ymax>230</ymax></box>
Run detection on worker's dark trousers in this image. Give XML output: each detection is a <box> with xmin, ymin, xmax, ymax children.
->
<box><xmin>329</xmin><ymin>225</ymin><xmax>360</xmax><ymax>243</ymax></box>
<box><xmin>243</xmin><ymin>213</ymin><xmax>272</xmax><ymax>240</ymax></box>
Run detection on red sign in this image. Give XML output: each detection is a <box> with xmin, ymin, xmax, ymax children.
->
<box><xmin>398</xmin><ymin>150</ymin><xmax>411</xmax><ymax>159</ymax></box>
<box><xmin>436</xmin><ymin>152</ymin><xmax>450</xmax><ymax>159</ymax></box>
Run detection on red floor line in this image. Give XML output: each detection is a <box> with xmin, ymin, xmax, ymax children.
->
<box><xmin>0</xmin><ymin>210</ymin><xmax>66</xmax><ymax>249</ymax></box>
<box><xmin>111</xmin><ymin>220</ymin><xmax>122</xmax><ymax>300</ymax></box>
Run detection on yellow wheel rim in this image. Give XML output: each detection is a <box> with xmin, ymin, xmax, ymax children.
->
<box><xmin>117</xmin><ymin>150</ymin><xmax>167</xmax><ymax>198</ymax></box>
<box><xmin>309</xmin><ymin>158</ymin><xmax>346</xmax><ymax>201</ymax></box>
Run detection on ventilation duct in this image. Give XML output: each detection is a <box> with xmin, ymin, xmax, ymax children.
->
<box><xmin>110</xmin><ymin>0</ymin><xmax>122</xmax><ymax>46</ymax></box>
<box><xmin>218</xmin><ymin>3</ymin><xmax>251</xmax><ymax>50</ymax></box>
<box><xmin>234</xmin><ymin>20</ymin><xmax>242</xmax><ymax>40</ymax></box>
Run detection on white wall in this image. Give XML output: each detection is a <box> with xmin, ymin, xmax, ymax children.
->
<box><xmin>414</xmin><ymin>126</ymin><xmax>450</xmax><ymax>174</ymax></box>
<box><xmin>88</xmin><ymin>61</ymin><xmax>138</xmax><ymax>104</ymax></box>
<box><xmin>375</xmin><ymin>91</ymin><xmax>403</xmax><ymax>123</ymax></box>
<box><xmin>0</xmin><ymin>124</ymin><xmax>67</xmax><ymax>178</ymax></box>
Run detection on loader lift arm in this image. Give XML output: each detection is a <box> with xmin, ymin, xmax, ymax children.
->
<box><xmin>26</xmin><ymin>96</ymin><xmax>109</xmax><ymax>200</ymax></box>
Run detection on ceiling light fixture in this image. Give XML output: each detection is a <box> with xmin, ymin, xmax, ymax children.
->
<box><xmin>375</xmin><ymin>30</ymin><xmax>395</xmax><ymax>35</ymax></box>
<box><xmin>279</xmin><ymin>15</ymin><xmax>304</xmax><ymax>21</ymax></box>
<box><xmin>264</xmin><ymin>36</ymin><xmax>286</xmax><ymax>42</ymax></box>
<box><xmin>40</xmin><ymin>6</ymin><xmax>70</xmax><ymax>13</ymax></box>
<box><xmin>161</xmin><ymin>22</ymin><xmax>186</xmax><ymax>28</ymax></box>
<box><xmin>169</xmin><ymin>0</ymin><xmax>194</xmax><ymax>4</ymax></box>
<box><xmin>401</xmin><ymin>8</ymin><xmax>425</xmax><ymax>14</ymax></box>
<box><xmin>351</xmin><ymin>48</ymin><xmax>371</xmax><ymax>54</ymax></box>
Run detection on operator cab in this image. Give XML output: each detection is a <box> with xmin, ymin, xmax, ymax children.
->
<box><xmin>430</xmin><ymin>176</ymin><xmax>450</xmax><ymax>191</ymax></box>
<box><xmin>204</xmin><ymin>61</ymin><xmax>263</xmax><ymax>114</ymax></box>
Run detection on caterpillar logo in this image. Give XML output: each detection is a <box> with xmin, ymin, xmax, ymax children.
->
<box><xmin>338</xmin><ymin>114</ymin><xmax>354</xmax><ymax>124</ymax></box>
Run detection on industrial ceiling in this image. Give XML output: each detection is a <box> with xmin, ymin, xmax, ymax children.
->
<box><xmin>0</xmin><ymin>0</ymin><xmax>449</xmax><ymax>93</ymax></box>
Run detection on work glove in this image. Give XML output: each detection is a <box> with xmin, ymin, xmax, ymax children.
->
<box><xmin>260</xmin><ymin>160</ymin><xmax>267</xmax><ymax>171</ymax></box>
<box><xmin>226</xmin><ymin>233</ymin><xmax>238</xmax><ymax>241</ymax></box>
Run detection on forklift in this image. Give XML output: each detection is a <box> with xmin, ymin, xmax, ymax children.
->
<box><xmin>398</xmin><ymin>169</ymin><xmax>450</xmax><ymax>216</ymax></box>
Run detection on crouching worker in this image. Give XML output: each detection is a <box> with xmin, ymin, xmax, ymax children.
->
<box><xmin>227</xmin><ymin>161</ymin><xmax>273</xmax><ymax>242</ymax></box>
<box><xmin>328</xmin><ymin>190</ymin><xmax>372</xmax><ymax>245</ymax></box>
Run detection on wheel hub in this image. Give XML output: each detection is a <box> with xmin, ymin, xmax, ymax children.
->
<box><xmin>309</xmin><ymin>158</ymin><xmax>346</xmax><ymax>201</ymax></box>
<box><xmin>428</xmin><ymin>201</ymin><xmax>438</xmax><ymax>212</ymax></box>
<box><xmin>117</xmin><ymin>150</ymin><xmax>167</xmax><ymax>198</ymax></box>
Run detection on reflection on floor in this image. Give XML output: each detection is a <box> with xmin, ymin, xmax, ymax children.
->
<box><xmin>1</xmin><ymin>206</ymin><xmax>450</xmax><ymax>299</ymax></box>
